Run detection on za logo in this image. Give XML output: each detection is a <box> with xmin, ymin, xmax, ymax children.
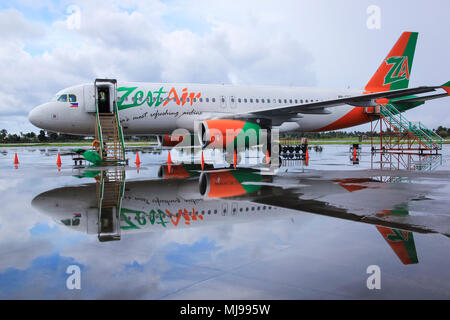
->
<box><xmin>383</xmin><ymin>56</ymin><xmax>410</xmax><ymax>86</ymax></box>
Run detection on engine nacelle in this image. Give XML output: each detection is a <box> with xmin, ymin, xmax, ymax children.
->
<box><xmin>199</xmin><ymin>169</ymin><xmax>262</xmax><ymax>198</ymax></box>
<box><xmin>198</xmin><ymin>119</ymin><xmax>262</xmax><ymax>149</ymax></box>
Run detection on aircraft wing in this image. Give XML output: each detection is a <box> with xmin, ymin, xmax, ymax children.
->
<box><xmin>233</xmin><ymin>83</ymin><xmax>450</xmax><ymax>119</ymax></box>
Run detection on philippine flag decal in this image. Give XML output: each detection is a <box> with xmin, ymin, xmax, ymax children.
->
<box><xmin>70</xmin><ymin>102</ymin><xmax>79</xmax><ymax>107</ymax></box>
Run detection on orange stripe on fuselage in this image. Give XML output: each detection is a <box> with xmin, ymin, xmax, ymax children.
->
<box><xmin>315</xmin><ymin>107</ymin><xmax>373</xmax><ymax>132</ymax></box>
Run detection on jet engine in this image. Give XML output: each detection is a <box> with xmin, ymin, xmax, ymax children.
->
<box><xmin>197</xmin><ymin>119</ymin><xmax>263</xmax><ymax>149</ymax></box>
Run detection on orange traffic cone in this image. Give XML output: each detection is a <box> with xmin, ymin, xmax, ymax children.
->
<box><xmin>14</xmin><ymin>153</ymin><xmax>19</xmax><ymax>165</ymax></box>
<box><xmin>233</xmin><ymin>150</ymin><xmax>237</xmax><ymax>169</ymax></box>
<box><xmin>135</xmin><ymin>152</ymin><xmax>141</xmax><ymax>166</ymax></box>
<box><xmin>56</xmin><ymin>153</ymin><xmax>62</xmax><ymax>166</ymax></box>
<box><xmin>305</xmin><ymin>149</ymin><xmax>309</xmax><ymax>166</ymax></box>
<box><xmin>201</xmin><ymin>151</ymin><xmax>204</xmax><ymax>170</ymax></box>
<box><xmin>266</xmin><ymin>149</ymin><xmax>270</xmax><ymax>164</ymax></box>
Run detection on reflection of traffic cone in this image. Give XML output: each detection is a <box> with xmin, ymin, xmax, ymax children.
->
<box><xmin>56</xmin><ymin>153</ymin><xmax>62</xmax><ymax>166</ymax></box>
<box><xmin>135</xmin><ymin>152</ymin><xmax>141</xmax><ymax>166</ymax></box>
<box><xmin>167</xmin><ymin>151</ymin><xmax>172</xmax><ymax>173</ymax></box>
<box><xmin>233</xmin><ymin>150</ymin><xmax>237</xmax><ymax>169</ymax></box>
<box><xmin>201</xmin><ymin>151</ymin><xmax>204</xmax><ymax>170</ymax></box>
<box><xmin>14</xmin><ymin>153</ymin><xmax>19</xmax><ymax>165</ymax></box>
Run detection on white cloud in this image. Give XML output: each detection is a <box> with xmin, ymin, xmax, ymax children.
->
<box><xmin>0</xmin><ymin>0</ymin><xmax>449</xmax><ymax>134</ymax></box>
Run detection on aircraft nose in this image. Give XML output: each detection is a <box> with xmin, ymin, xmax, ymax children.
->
<box><xmin>28</xmin><ymin>104</ymin><xmax>45</xmax><ymax>128</ymax></box>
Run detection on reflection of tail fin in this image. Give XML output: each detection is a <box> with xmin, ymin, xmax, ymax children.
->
<box><xmin>376</xmin><ymin>226</ymin><xmax>418</xmax><ymax>265</ymax></box>
<box><xmin>365</xmin><ymin>32</ymin><xmax>418</xmax><ymax>93</ymax></box>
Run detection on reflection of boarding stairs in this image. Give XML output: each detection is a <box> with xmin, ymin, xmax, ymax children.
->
<box><xmin>96</xmin><ymin>168</ymin><xmax>126</xmax><ymax>242</ymax></box>
<box><xmin>94</xmin><ymin>79</ymin><xmax>126</xmax><ymax>165</ymax></box>
<box><xmin>378</xmin><ymin>104</ymin><xmax>442</xmax><ymax>151</ymax></box>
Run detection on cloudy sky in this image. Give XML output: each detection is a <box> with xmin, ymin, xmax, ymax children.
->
<box><xmin>0</xmin><ymin>0</ymin><xmax>449</xmax><ymax>134</ymax></box>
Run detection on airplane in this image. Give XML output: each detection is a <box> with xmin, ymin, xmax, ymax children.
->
<box><xmin>31</xmin><ymin>165</ymin><xmax>450</xmax><ymax>265</ymax></box>
<box><xmin>28</xmin><ymin>32</ymin><xmax>450</xmax><ymax>150</ymax></box>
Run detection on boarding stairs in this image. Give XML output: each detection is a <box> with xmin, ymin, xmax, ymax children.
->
<box><xmin>96</xmin><ymin>168</ymin><xmax>126</xmax><ymax>242</ymax></box>
<box><xmin>378</xmin><ymin>104</ymin><xmax>442</xmax><ymax>151</ymax></box>
<box><xmin>94</xmin><ymin>79</ymin><xmax>126</xmax><ymax>165</ymax></box>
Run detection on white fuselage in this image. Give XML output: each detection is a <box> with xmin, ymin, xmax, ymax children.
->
<box><xmin>29</xmin><ymin>82</ymin><xmax>365</xmax><ymax>135</ymax></box>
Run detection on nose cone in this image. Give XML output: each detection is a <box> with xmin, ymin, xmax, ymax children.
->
<box><xmin>28</xmin><ymin>104</ymin><xmax>44</xmax><ymax>129</ymax></box>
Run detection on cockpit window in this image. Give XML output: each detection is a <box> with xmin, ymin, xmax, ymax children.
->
<box><xmin>57</xmin><ymin>94</ymin><xmax>68</xmax><ymax>102</ymax></box>
<box><xmin>60</xmin><ymin>218</ymin><xmax>80</xmax><ymax>226</ymax></box>
<box><xmin>61</xmin><ymin>218</ymin><xmax>71</xmax><ymax>226</ymax></box>
<box><xmin>69</xmin><ymin>94</ymin><xmax>77</xmax><ymax>102</ymax></box>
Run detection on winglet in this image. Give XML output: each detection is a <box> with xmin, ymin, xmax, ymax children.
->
<box><xmin>441</xmin><ymin>81</ymin><xmax>450</xmax><ymax>95</ymax></box>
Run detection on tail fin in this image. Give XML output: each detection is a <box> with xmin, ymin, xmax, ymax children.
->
<box><xmin>365</xmin><ymin>32</ymin><xmax>418</xmax><ymax>93</ymax></box>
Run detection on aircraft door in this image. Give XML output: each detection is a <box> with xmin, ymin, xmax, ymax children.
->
<box><xmin>97</xmin><ymin>86</ymin><xmax>112</xmax><ymax>113</ymax></box>
<box><xmin>94</xmin><ymin>79</ymin><xmax>117</xmax><ymax>114</ymax></box>
<box><xmin>83</xmin><ymin>84</ymin><xmax>96</xmax><ymax>112</ymax></box>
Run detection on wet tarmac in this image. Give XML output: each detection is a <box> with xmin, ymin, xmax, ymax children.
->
<box><xmin>0</xmin><ymin>145</ymin><xmax>450</xmax><ymax>299</ymax></box>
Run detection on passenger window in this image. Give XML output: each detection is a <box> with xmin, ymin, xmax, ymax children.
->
<box><xmin>289</xmin><ymin>99</ymin><xmax>292</xmax><ymax>103</ymax></box>
<box><xmin>284</xmin><ymin>99</ymin><xmax>287</xmax><ymax>103</ymax></box>
<box><xmin>57</xmin><ymin>94</ymin><xmax>68</xmax><ymax>102</ymax></box>
<box><xmin>221</xmin><ymin>97</ymin><xmax>225</xmax><ymax>103</ymax></box>
<box><xmin>238</xmin><ymin>98</ymin><xmax>241</xmax><ymax>103</ymax></box>
<box><xmin>206</xmin><ymin>98</ymin><xmax>209</xmax><ymax>102</ymax></box>
<box><xmin>244</xmin><ymin>98</ymin><xmax>247</xmax><ymax>103</ymax></box>
<box><xmin>295</xmin><ymin>99</ymin><xmax>298</xmax><ymax>104</ymax></box>
<box><xmin>199</xmin><ymin>98</ymin><xmax>203</xmax><ymax>102</ymax></box>
<box><xmin>250</xmin><ymin>99</ymin><xmax>253</xmax><ymax>103</ymax></box>
<box><xmin>69</xmin><ymin>94</ymin><xmax>77</xmax><ymax>102</ymax></box>
<box><xmin>278</xmin><ymin>99</ymin><xmax>281</xmax><ymax>103</ymax></box>
<box><xmin>212</xmin><ymin>98</ymin><xmax>216</xmax><ymax>102</ymax></box>
<box><xmin>231</xmin><ymin>98</ymin><xmax>235</xmax><ymax>103</ymax></box>
<box><xmin>261</xmin><ymin>99</ymin><xmax>265</xmax><ymax>103</ymax></box>
<box><xmin>300</xmin><ymin>99</ymin><xmax>303</xmax><ymax>103</ymax></box>
<box><xmin>255</xmin><ymin>99</ymin><xmax>259</xmax><ymax>103</ymax></box>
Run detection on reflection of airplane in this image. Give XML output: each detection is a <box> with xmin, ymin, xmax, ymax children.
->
<box><xmin>31</xmin><ymin>166</ymin><xmax>449</xmax><ymax>264</ymax></box>
<box><xmin>31</xmin><ymin>167</ymin><xmax>302</xmax><ymax>237</ymax></box>
<box><xmin>29</xmin><ymin>32</ymin><xmax>449</xmax><ymax>149</ymax></box>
